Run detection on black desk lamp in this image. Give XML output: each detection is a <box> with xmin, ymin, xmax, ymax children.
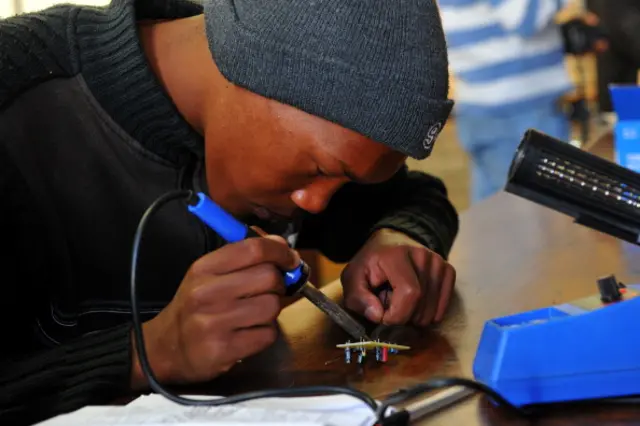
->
<box><xmin>505</xmin><ymin>129</ymin><xmax>640</xmax><ymax>245</ymax></box>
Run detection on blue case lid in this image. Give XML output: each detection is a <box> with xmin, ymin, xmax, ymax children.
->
<box><xmin>609</xmin><ymin>84</ymin><xmax>640</xmax><ymax>120</ymax></box>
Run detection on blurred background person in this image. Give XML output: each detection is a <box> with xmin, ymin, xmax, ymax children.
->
<box><xmin>438</xmin><ymin>0</ymin><xmax>607</xmax><ymax>204</ymax></box>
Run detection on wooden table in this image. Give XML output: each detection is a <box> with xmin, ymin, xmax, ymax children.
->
<box><xmin>193</xmin><ymin>130</ymin><xmax>640</xmax><ymax>425</ymax></box>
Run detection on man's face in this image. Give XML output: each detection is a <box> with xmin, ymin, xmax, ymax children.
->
<box><xmin>203</xmin><ymin>86</ymin><xmax>407</xmax><ymax>221</ymax></box>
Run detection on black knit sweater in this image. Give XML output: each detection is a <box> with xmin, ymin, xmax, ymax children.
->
<box><xmin>0</xmin><ymin>0</ymin><xmax>459</xmax><ymax>424</ymax></box>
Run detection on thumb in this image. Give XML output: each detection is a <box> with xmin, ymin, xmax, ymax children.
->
<box><xmin>260</xmin><ymin>232</ymin><xmax>301</xmax><ymax>265</ymax></box>
<box><xmin>251</xmin><ymin>226</ymin><xmax>290</xmax><ymax>246</ymax></box>
<box><xmin>345</xmin><ymin>288</ymin><xmax>384</xmax><ymax>323</ymax></box>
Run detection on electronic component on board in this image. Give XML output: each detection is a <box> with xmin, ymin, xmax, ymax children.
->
<box><xmin>338</xmin><ymin>340</ymin><xmax>409</xmax><ymax>365</ymax></box>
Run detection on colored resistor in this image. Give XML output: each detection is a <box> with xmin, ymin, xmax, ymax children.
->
<box><xmin>381</xmin><ymin>347</ymin><xmax>388</xmax><ymax>362</ymax></box>
<box><xmin>357</xmin><ymin>351</ymin><xmax>364</xmax><ymax>364</ymax></box>
<box><xmin>375</xmin><ymin>347</ymin><xmax>381</xmax><ymax>361</ymax></box>
<box><xmin>345</xmin><ymin>348</ymin><xmax>351</xmax><ymax>364</ymax></box>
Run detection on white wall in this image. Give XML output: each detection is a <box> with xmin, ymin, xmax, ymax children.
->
<box><xmin>1</xmin><ymin>0</ymin><xmax>109</xmax><ymax>17</ymax></box>
<box><xmin>0</xmin><ymin>0</ymin><xmax>16</xmax><ymax>17</ymax></box>
<box><xmin>21</xmin><ymin>0</ymin><xmax>109</xmax><ymax>13</ymax></box>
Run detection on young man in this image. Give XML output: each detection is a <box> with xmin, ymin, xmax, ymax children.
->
<box><xmin>438</xmin><ymin>0</ymin><xmax>576</xmax><ymax>204</ymax></box>
<box><xmin>0</xmin><ymin>0</ymin><xmax>458</xmax><ymax>423</ymax></box>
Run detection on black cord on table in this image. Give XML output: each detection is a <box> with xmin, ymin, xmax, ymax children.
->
<box><xmin>130</xmin><ymin>190</ymin><xmax>640</xmax><ymax>426</ymax></box>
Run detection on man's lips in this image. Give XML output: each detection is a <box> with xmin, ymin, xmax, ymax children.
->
<box><xmin>253</xmin><ymin>206</ymin><xmax>274</xmax><ymax>220</ymax></box>
<box><xmin>252</xmin><ymin>206</ymin><xmax>298</xmax><ymax>221</ymax></box>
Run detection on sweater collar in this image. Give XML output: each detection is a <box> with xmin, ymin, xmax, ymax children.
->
<box><xmin>76</xmin><ymin>0</ymin><xmax>205</xmax><ymax>165</ymax></box>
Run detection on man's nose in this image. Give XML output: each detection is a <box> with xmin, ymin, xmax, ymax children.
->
<box><xmin>291</xmin><ymin>180</ymin><xmax>345</xmax><ymax>214</ymax></box>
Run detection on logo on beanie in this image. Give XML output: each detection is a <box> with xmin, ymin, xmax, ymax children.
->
<box><xmin>422</xmin><ymin>122</ymin><xmax>443</xmax><ymax>155</ymax></box>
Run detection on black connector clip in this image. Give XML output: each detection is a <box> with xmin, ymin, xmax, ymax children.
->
<box><xmin>376</xmin><ymin>410</ymin><xmax>410</xmax><ymax>426</ymax></box>
<box><xmin>597</xmin><ymin>274</ymin><xmax>624</xmax><ymax>303</ymax></box>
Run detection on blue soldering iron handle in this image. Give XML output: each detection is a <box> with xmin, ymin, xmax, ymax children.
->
<box><xmin>187</xmin><ymin>192</ymin><xmax>309</xmax><ymax>295</ymax></box>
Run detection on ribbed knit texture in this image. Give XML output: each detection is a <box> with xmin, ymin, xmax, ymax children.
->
<box><xmin>0</xmin><ymin>0</ymin><xmax>205</xmax><ymax>165</ymax></box>
<box><xmin>77</xmin><ymin>0</ymin><xmax>205</xmax><ymax>165</ymax></box>
<box><xmin>0</xmin><ymin>324</ymin><xmax>132</xmax><ymax>425</ymax></box>
<box><xmin>82</xmin><ymin>0</ymin><xmax>207</xmax><ymax>164</ymax></box>
<box><xmin>204</xmin><ymin>0</ymin><xmax>454</xmax><ymax>160</ymax></box>
<box><xmin>0</xmin><ymin>7</ymin><xmax>78</xmax><ymax>110</ymax></box>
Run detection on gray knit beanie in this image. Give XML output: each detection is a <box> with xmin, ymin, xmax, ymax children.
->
<box><xmin>203</xmin><ymin>0</ymin><xmax>453</xmax><ymax>160</ymax></box>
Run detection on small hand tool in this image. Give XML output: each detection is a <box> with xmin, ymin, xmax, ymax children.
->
<box><xmin>186</xmin><ymin>192</ymin><xmax>371</xmax><ymax>341</ymax></box>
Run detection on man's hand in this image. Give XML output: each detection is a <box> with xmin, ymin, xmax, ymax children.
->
<box><xmin>583</xmin><ymin>11</ymin><xmax>609</xmax><ymax>53</ymax></box>
<box><xmin>341</xmin><ymin>229</ymin><xmax>456</xmax><ymax>327</ymax></box>
<box><xmin>130</xmin><ymin>235</ymin><xmax>298</xmax><ymax>390</ymax></box>
<box><xmin>561</xmin><ymin>11</ymin><xmax>609</xmax><ymax>55</ymax></box>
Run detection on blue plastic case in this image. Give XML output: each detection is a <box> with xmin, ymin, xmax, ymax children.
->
<box><xmin>473</xmin><ymin>283</ymin><xmax>640</xmax><ymax>406</ymax></box>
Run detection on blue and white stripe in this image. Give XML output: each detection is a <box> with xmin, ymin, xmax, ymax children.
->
<box><xmin>438</xmin><ymin>0</ymin><xmax>575</xmax><ymax>116</ymax></box>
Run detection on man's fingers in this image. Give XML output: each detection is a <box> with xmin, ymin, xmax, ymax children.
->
<box><xmin>408</xmin><ymin>249</ymin><xmax>429</xmax><ymax>326</ymax></box>
<box><xmin>434</xmin><ymin>266</ymin><xmax>456</xmax><ymax>322</ymax></box>
<box><xmin>344</xmin><ymin>278</ymin><xmax>385</xmax><ymax>323</ymax></box>
<box><xmin>362</xmin><ymin>292</ymin><xmax>385</xmax><ymax>323</ymax></box>
<box><xmin>188</xmin><ymin>264</ymin><xmax>286</xmax><ymax>308</ymax></box>
<box><xmin>381</xmin><ymin>249</ymin><xmax>421</xmax><ymax>325</ymax></box>
<box><xmin>225</xmin><ymin>293</ymin><xmax>283</xmax><ymax>329</ymax></box>
<box><xmin>190</xmin><ymin>236</ymin><xmax>299</xmax><ymax>276</ymax></box>
<box><xmin>416</xmin><ymin>258</ymin><xmax>445</xmax><ymax>326</ymax></box>
<box><xmin>227</xmin><ymin>325</ymin><xmax>279</xmax><ymax>363</ymax></box>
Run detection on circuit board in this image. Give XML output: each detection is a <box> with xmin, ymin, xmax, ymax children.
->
<box><xmin>336</xmin><ymin>341</ymin><xmax>411</xmax><ymax>350</ymax></box>
<box><xmin>337</xmin><ymin>340</ymin><xmax>410</xmax><ymax>364</ymax></box>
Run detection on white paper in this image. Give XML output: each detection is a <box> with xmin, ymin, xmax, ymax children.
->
<box><xmin>128</xmin><ymin>393</ymin><xmax>376</xmax><ymax>415</ymax></box>
<box><xmin>35</xmin><ymin>394</ymin><xmax>382</xmax><ymax>426</ymax></box>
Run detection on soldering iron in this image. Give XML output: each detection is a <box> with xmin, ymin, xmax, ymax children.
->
<box><xmin>186</xmin><ymin>191</ymin><xmax>311</xmax><ymax>296</ymax></box>
<box><xmin>185</xmin><ymin>191</ymin><xmax>370</xmax><ymax>341</ymax></box>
